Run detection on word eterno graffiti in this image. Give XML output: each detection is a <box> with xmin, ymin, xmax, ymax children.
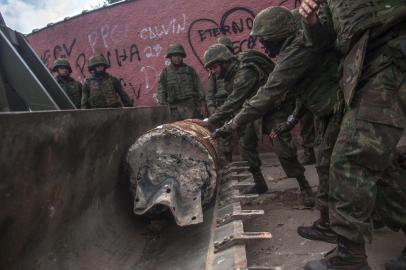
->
<box><xmin>197</xmin><ymin>16</ymin><xmax>253</xmax><ymax>41</ymax></box>
<box><xmin>187</xmin><ymin>7</ymin><xmax>258</xmax><ymax>66</ymax></box>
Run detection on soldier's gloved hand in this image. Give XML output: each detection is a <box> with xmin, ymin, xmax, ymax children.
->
<box><xmin>269</xmin><ymin>115</ymin><xmax>298</xmax><ymax>139</ymax></box>
<box><xmin>213</xmin><ymin>119</ymin><xmax>237</xmax><ymax>139</ymax></box>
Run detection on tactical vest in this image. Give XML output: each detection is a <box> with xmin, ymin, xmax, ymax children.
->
<box><xmin>86</xmin><ymin>75</ymin><xmax>120</xmax><ymax>108</ymax></box>
<box><xmin>164</xmin><ymin>64</ymin><xmax>197</xmax><ymax>103</ymax></box>
<box><xmin>238</xmin><ymin>50</ymin><xmax>275</xmax><ymax>88</ymax></box>
<box><xmin>214</xmin><ymin>78</ymin><xmax>233</xmax><ymax>107</ymax></box>
<box><xmin>328</xmin><ymin>0</ymin><xmax>406</xmax><ymax>54</ymax></box>
<box><xmin>58</xmin><ymin>77</ymin><xmax>82</xmax><ymax>108</ymax></box>
<box><xmin>237</xmin><ymin>51</ymin><xmax>275</xmax><ymax>139</ymax></box>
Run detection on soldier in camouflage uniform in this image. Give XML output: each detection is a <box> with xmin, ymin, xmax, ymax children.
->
<box><xmin>300</xmin><ymin>107</ymin><xmax>317</xmax><ymax>165</ymax></box>
<box><xmin>52</xmin><ymin>58</ymin><xmax>82</xmax><ymax>108</ymax></box>
<box><xmin>299</xmin><ymin>0</ymin><xmax>406</xmax><ymax>269</ymax></box>
<box><xmin>203</xmin><ymin>43</ymin><xmax>314</xmax><ymax>205</ymax></box>
<box><xmin>216</xmin><ymin>6</ymin><xmax>343</xmax><ymax>236</ymax></box>
<box><xmin>206</xmin><ymin>37</ymin><xmax>235</xmax><ymax>163</ymax></box>
<box><xmin>157</xmin><ymin>43</ymin><xmax>205</xmax><ymax>121</ymax></box>
<box><xmin>81</xmin><ymin>55</ymin><xmax>132</xmax><ymax>109</ymax></box>
<box><xmin>291</xmin><ymin>10</ymin><xmax>317</xmax><ymax>166</ymax></box>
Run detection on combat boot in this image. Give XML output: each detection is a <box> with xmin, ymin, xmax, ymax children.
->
<box><xmin>296</xmin><ymin>174</ymin><xmax>315</xmax><ymax>207</ymax></box>
<box><xmin>248</xmin><ymin>168</ymin><xmax>269</xmax><ymax>194</ymax></box>
<box><xmin>385</xmin><ymin>247</ymin><xmax>406</xmax><ymax>270</ymax></box>
<box><xmin>304</xmin><ymin>237</ymin><xmax>371</xmax><ymax>270</ymax></box>
<box><xmin>297</xmin><ymin>209</ymin><xmax>337</xmax><ymax>244</ymax></box>
<box><xmin>301</xmin><ymin>147</ymin><xmax>316</xmax><ymax>165</ymax></box>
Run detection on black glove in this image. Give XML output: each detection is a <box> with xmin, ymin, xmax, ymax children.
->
<box><xmin>270</xmin><ymin>115</ymin><xmax>298</xmax><ymax>139</ymax></box>
<box><xmin>212</xmin><ymin>119</ymin><xmax>237</xmax><ymax>139</ymax></box>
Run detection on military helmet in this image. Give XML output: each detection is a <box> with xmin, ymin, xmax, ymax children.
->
<box><xmin>87</xmin><ymin>54</ymin><xmax>110</xmax><ymax>70</ymax></box>
<box><xmin>250</xmin><ymin>6</ymin><xmax>297</xmax><ymax>40</ymax></box>
<box><xmin>217</xmin><ymin>36</ymin><xmax>233</xmax><ymax>52</ymax></box>
<box><xmin>203</xmin><ymin>44</ymin><xmax>234</xmax><ymax>68</ymax></box>
<box><xmin>52</xmin><ymin>58</ymin><xmax>72</xmax><ymax>72</ymax></box>
<box><xmin>166</xmin><ymin>43</ymin><xmax>186</xmax><ymax>58</ymax></box>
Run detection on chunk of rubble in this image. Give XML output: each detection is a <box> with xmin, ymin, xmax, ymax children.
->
<box><xmin>127</xmin><ymin>119</ymin><xmax>219</xmax><ymax>226</ymax></box>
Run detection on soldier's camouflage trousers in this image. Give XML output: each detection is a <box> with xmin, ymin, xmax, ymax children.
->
<box><xmin>238</xmin><ymin>122</ymin><xmax>261</xmax><ymax>170</ymax></box>
<box><xmin>300</xmin><ymin>108</ymin><xmax>316</xmax><ymax>151</ymax></box>
<box><xmin>263</xmin><ymin>105</ymin><xmax>305</xmax><ymax>178</ymax></box>
<box><xmin>313</xmin><ymin>109</ymin><xmax>343</xmax><ymax>213</ymax></box>
<box><xmin>329</xmin><ymin>64</ymin><xmax>406</xmax><ymax>243</ymax></box>
<box><xmin>216</xmin><ymin>131</ymin><xmax>233</xmax><ymax>156</ymax></box>
<box><xmin>169</xmin><ymin>98</ymin><xmax>201</xmax><ymax>122</ymax></box>
<box><xmin>211</xmin><ymin>99</ymin><xmax>233</xmax><ymax>156</ymax></box>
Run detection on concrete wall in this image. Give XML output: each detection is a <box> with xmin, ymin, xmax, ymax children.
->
<box><xmin>27</xmin><ymin>0</ymin><xmax>301</xmax><ymax>107</ymax></box>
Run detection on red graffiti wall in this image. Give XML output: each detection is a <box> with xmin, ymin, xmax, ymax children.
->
<box><xmin>27</xmin><ymin>0</ymin><xmax>301</xmax><ymax>107</ymax></box>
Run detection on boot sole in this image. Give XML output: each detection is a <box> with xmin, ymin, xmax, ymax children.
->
<box><xmin>297</xmin><ymin>229</ymin><xmax>337</xmax><ymax>244</ymax></box>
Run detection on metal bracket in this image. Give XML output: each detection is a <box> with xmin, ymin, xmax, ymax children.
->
<box><xmin>223</xmin><ymin>166</ymin><xmax>251</xmax><ymax>176</ymax></box>
<box><xmin>222</xmin><ymin>161</ymin><xmax>250</xmax><ymax>176</ymax></box>
<box><xmin>216</xmin><ymin>202</ymin><xmax>264</xmax><ymax>226</ymax></box>
<box><xmin>214</xmin><ymin>220</ymin><xmax>272</xmax><ymax>253</ymax></box>
<box><xmin>218</xmin><ymin>189</ymin><xmax>259</xmax><ymax>207</ymax></box>
<box><xmin>224</xmin><ymin>161</ymin><xmax>249</xmax><ymax>169</ymax></box>
<box><xmin>223</xmin><ymin>172</ymin><xmax>252</xmax><ymax>182</ymax></box>
<box><xmin>221</xmin><ymin>180</ymin><xmax>255</xmax><ymax>193</ymax></box>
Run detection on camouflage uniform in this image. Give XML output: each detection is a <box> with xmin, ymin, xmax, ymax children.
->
<box><xmin>205</xmin><ymin>44</ymin><xmax>308</xmax><ymax>194</ymax></box>
<box><xmin>303</xmin><ymin>0</ymin><xmax>406</xmax><ymax>243</ymax></box>
<box><xmin>300</xmin><ymin>1</ymin><xmax>406</xmax><ymax>269</ymax></box>
<box><xmin>207</xmin><ymin>74</ymin><xmax>233</xmax><ymax>160</ymax></box>
<box><xmin>81</xmin><ymin>55</ymin><xmax>132</xmax><ymax>109</ymax></box>
<box><xmin>300</xmin><ymin>107</ymin><xmax>316</xmax><ymax>164</ymax></box>
<box><xmin>206</xmin><ymin>37</ymin><xmax>235</xmax><ymax>161</ymax></box>
<box><xmin>230</xmin><ymin>7</ymin><xmax>341</xmax><ymax>207</ymax></box>
<box><xmin>157</xmin><ymin>43</ymin><xmax>204</xmax><ymax>121</ymax></box>
<box><xmin>52</xmin><ymin>58</ymin><xmax>82</xmax><ymax>108</ymax></box>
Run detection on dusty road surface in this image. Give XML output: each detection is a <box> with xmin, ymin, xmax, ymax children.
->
<box><xmin>242</xmin><ymin>151</ymin><xmax>406</xmax><ymax>270</ymax></box>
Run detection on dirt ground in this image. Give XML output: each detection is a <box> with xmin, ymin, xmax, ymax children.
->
<box><xmin>242</xmin><ymin>151</ymin><xmax>406</xmax><ymax>270</ymax></box>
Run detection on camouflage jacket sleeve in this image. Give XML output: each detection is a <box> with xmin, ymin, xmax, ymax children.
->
<box><xmin>292</xmin><ymin>98</ymin><xmax>306</xmax><ymax>119</ymax></box>
<box><xmin>206</xmin><ymin>74</ymin><xmax>217</xmax><ymax>115</ymax></box>
<box><xmin>157</xmin><ymin>69</ymin><xmax>168</xmax><ymax>105</ymax></box>
<box><xmin>234</xmin><ymin>35</ymin><xmax>318</xmax><ymax>127</ymax></box>
<box><xmin>81</xmin><ymin>80</ymin><xmax>90</xmax><ymax>109</ymax></box>
<box><xmin>113</xmin><ymin>78</ymin><xmax>133</xmax><ymax>107</ymax></box>
<box><xmin>208</xmin><ymin>67</ymin><xmax>258</xmax><ymax>127</ymax></box>
<box><xmin>302</xmin><ymin>2</ymin><xmax>336</xmax><ymax>50</ymax></box>
<box><xmin>191</xmin><ymin>67</ymin><xmax>205</xmax><ymax>102</ymax></box>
